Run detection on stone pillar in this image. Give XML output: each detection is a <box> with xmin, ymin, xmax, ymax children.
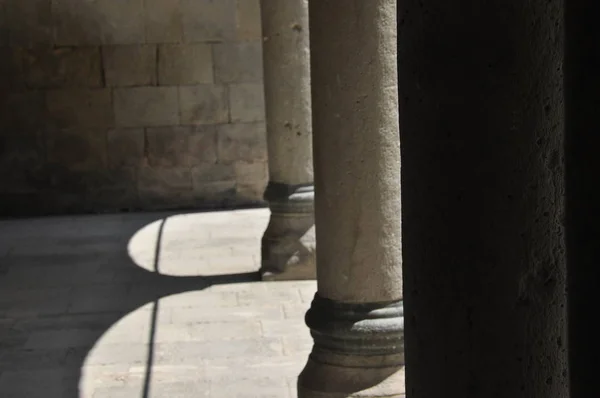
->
<box><xmin>259</xmin><ymin>0</ymin><xmax>315</xmax><ymax>281</ymax></box>
<box><xmin>565</xmin><ymin>2</ymin><xmax>600</xmax><ymax>396</ymax></box>
<box><xmin>298</xmin><ymin>1</ymin><xmax>404</xmax><ymax>396</ymax></box>
<box><xmin>398</xmin><ymin>0</ymin><xmax>567</xmax><ymax>396</ymax></box>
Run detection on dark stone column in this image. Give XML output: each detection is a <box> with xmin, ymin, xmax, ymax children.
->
<box><xmin>398</xmin><ymin>0</ymin><xmax>568</xmax><ymax>396</ymax></box>
<box><xmin>565</xmin><ymin>1</ymin><xmax>600</xmax><ymax>396</ymax></box>
<box><xmin>259</xmin><ymin>0</ymin><xmax>316</xmax><ymax>281</ymax></box>
<box><xmin>298</xmin><ymin>1</ymin><xmax>404</xmax><ymax>396</ymax></box>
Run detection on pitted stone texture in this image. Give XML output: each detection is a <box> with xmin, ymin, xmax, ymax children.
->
<box><xmin>399</xmin><ymin>0</ymin><xmax>566</xmax><ymax>396</ymax></box>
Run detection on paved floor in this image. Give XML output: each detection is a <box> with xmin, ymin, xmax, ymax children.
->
<box><xmin>0</xmin><ymin>208</ymin><xmax>316</xmax><ymax>397</ymax></box>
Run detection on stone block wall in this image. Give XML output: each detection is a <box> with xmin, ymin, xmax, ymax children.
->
<box><xmin>0</xmin><ymin>0</ymin><xmax>268</xmax><ymax>216</ymax></box>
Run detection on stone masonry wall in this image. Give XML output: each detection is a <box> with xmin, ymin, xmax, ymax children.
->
<box><xmin>0</xmin><ymin>0</ymin><xmax>267</xmax><ymax>216</ymax></box>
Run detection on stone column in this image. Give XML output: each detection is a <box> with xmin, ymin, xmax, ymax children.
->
<box><xmin>398</xmin><ymin>0</ymin><xmax>567</xmax><ymax>396</ymax></box>
<box><xmin>565</xmin><ymin>2</ymin><xmax>600</xmax><ymax>396</ymax></box>
<box><xmin>259</xmin><ymin>0</ymin><xmax>315</xmax><ymax>281</ymax></box>
<box><xmin>298</xmin><ymin>1</ymin><xmax>404</xmax><ymax>396</ymax></box>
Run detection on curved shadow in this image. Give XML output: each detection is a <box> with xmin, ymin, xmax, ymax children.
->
<box><xmin>0</xmin><ymin>208</ymin><xmax>269</xmax><ymax>397</ymax></box>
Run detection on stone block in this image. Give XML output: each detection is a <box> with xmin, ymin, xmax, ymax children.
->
<box><xmin>0</xmin><ymin>48</ymin><xmax>26</xmax><ymax>90</ymax></box>
<box><xmin>146</xmin><ymin>126</ymin><xmax>190</xmax><ymax>167</ymax></box>
<box><xmin>0</xmin><ymin>132</ymin><xmax>46</xmax><ymax>170</ymax></box>
<box><xmin>107</xmin><ymin>128</ymin><xmax>145</xmax><ymax>167</ymax></box>
<box><xmin>191</xmin><ymin>163</ymin><xmax>237</xmax><ymax>199</ymax></box>
<box><xmin>103</xmin><ymin>45</ymin><xmax>157</xmax><ymax>87</ymax></box>
<box><xmin>234</xmin><ymin>161</ymin><xmax>268</xmax><ymax>183</ymax></box>
<box><xmin>20</xmin><ymin>47</ymin><xmax>103</xmax><ymax>88</ymax></box>
<box><xmin>97</xmin><ymin>0</ymin><xmax>145</xmax><ymax>44</ymax></box>
<box><xmin>0</xmin><ymin>91</ymin><xmax>46</xmax><ymax>132</ymax></box>
<box><xmin>192</xmin><ymin>163</ymin><xmax>236</xmax><ymax>184</ymax></box>
<box><xmin>0</xmin><ymin>3</ymin><xmax>8</xmax><ymax>46</ymax></box>
<box><xmin>158</xmin><ymin>44</ymin><xmax>213</xmax><ymax>85</ymax></box>
<box><xmin>54</xmin><ymin>0</ymin><xmax>144</xmax><ymax>45</ymax></box>
<box><xmin>181</xmin><ymin>0</ymin><xmax>236</xmax><ymax>42</ymax></box>
<box><xmin>237</xmin><ymin>181</ymin><xmax>266</xmax><ymax>202</ymax></box>
<box><xmin>217</xmin><ymin>122</ymin><xmax>267</xmax><ymax>162</ymax></box>
<box><xmin>114</xmin><ymin>87</ymin><xmax>179</xmax><ymax>127</ymax></box>
<box><xmin>52</xmin><ymin>0</ymin><xmax>103</xmax><ymax>45</ymax></box>
<box><xmin>188</xmin><ymin>125</ymin><xmax>219</xmax><ymax>165</ymax></box>
<box><xmin>6</xmin><ymin>0</ymin><xmax>53</xmax><ymax>47</ymax></box>
<box><xmin>179</xmin><ymin>85</ymin><xmax>229</xmax><ymax>125</ymax></box>
<box><xmin>46</xmin><ymin>129</ymin><xmax>107</xmax><ymax>171</ymax></box>
<box><xmin>236</xmin><ymin>0</ymin><xmax>262</xmax><ymax>40</ymax></box>
<box><xmin>46</xmin><ymin>89</ymin><xmax>114</xmax><ymax>129</ymax></box>
<box><xmin>138</xmin><ymin>166</ymin><xmax>193</xmax><ymax>207</ymax></box>
<box><xmin>144</xmin><ymin>0</ymin><xmax>183</xmax><ymax>43</ymax></box>
<box><xmin>145</xmin><ymin>125</ymin><xmax>218</xmax><ymax>167</ymax></box>
<box><xmin>213</xmin><ymin>42</ymin><xmax>263</xmax><ymax>83</ymax></box>
<box><xmin>230</xmin><ymin>83</ymin><xmax>265</xmax><ymax>122</ymax></box>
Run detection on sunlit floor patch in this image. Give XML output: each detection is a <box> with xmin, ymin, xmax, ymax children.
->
<box><xmin>127</xmin><ymin>209</ymin><xmax>270</xmax><ymax>277</ymax></box>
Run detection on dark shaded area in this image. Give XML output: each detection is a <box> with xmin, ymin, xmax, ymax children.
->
<box><xmin>564</xmin><ymin>1</ymin><xmax>600</xmax><ymax>396</ymax></box>
<box><xmin>0</xmin><ymin>210</ymin><xmax>259</xmax><ymax>397</ymax></box>
<box><xmin>399</xmin><ymin>0</ymin><xmax>567</xmax><ymax>396</ymax></box>
<box><xmin>0</xmin><ymin>1</ymin><xmax>266</xmax><ymax>218</ymax></box>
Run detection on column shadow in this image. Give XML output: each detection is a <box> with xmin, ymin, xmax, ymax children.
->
<box><xmin>0</xmin><ymin>208</ymin><xmax>266</xmax><ymax>397</ymax></box>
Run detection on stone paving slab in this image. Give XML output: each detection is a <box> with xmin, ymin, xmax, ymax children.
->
<box><xmin>0</xmin><ymin>208</ymin><xmax>316</xmax><ymax>397</ymax></box>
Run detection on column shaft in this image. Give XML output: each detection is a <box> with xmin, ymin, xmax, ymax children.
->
<box><xmin>398</xmin><ymin>0</ymin><xmax>567</xmax><ymax>396</ymax></box>
<box><xmin>260</xmin><ymin>0</ymin><xmax>315</xmax><ymax>280</ymax></box>
<box><xmin>565</xmin><ymin>1</ymin><xmax>600</xmax><ymax>396</ymax></box>
<box><xmin>298</xmin><ymin>1</ymin><xmax>404</xmax><ymax>396</ymax></box>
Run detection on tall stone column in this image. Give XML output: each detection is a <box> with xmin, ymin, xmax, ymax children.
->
<box><xmin>398</xmin><ymin>0</ymin><xmax>568</xmax><ymax>396</ymax></box>
<box><xmin>565</xmin><ymin>1</ymin><xmax>600</xmax><ymax>396</ymax></box>
<box><xmin>259</xmin><ymin>0</ymin><xmax>315</xmax><ymax>281</ymax></box>
<box><xmin>298</xmin><ymin>1</ymin><xmax>404</xmax><ymax>396</ymax></box>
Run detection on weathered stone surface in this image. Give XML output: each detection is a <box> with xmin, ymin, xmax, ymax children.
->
<box><xmin>52</xmin><ymin>0</ymin><xmax>103</xmax><ymax>45</ymax></box>
<box><xmin>214</xmin><ymin>42</ymin><xmax>263</xmax><ymax>83</ymax></box>
<box><xmin>179</xmin><ymin>85</ymin><xmax>229</xmax><ymax>125</ymax></box>
<box><xmin>146</xmin><ymin>126</ymin><xmax>191</xmax><ymax>168</ymax></box>
<box><xmin>21</xmin><ymin>47</ymin><xmax>103</xmax><ymax>88</ymax></box>
<box><xmin>181</xmin><ymin>0</ymin><xmax>236</xmax><ymax>42</ymax></box>
<box><xmin>145</xmin><ymin>126</ymin><xmax>218</xmax><ymax>168</ymax></box>
<box><xmin>53</xmin><ymin>0</ymin><xmax>144</xmax><ymax>45</ymax></box>
<box><xmin>399</xmin><ymin>0</ymin><xmax>566</xmax><ymax>396</ymax></box>
<box><xmin>46</xmin><ymin>89</ymin><xmax>114</xmax><ymax>129</ymax></box>
<box><xmin>0</xmin><ymin>91</ymin><xmax>46</xmax><ymax>132</ymax></box>
<box><xmin>46</xmin><ymin>129</ymin><xmax>107</xmax><ymax>171</ymax></box>
<box><xmin>138</xmin><ymin>166</ymin><xmax>193</xmax><ymax>207</ymax></box>
<box><xmin>103</xmin><ymin>45</ymin><xmax>157</xmax><ymax>87</ymax></box>
<box><xmin>230</xmin><ymin>83</ymin><xmax>265</xmax><ymax>122</ymax></box>
<box><xmin>217</xmin><ymin>122</ymin><xmax>267</xmax><ymax>163</ymax></box>
<box><xmin>234</xmin><ymin>161</ymin><xmax>268</xmax><ymax>184</ymax></box>
<box><xmin>97</xmin><ymin>0</ymin><xmax>145</xmax><ymax>44</ymax></box>
<box><xmin>236</xmin><ymin>0</ymin><xmax>262</xmax><ymax>40</ymax></box>
<box><xmin>189</xmin><ymin>125</ymin><xmax>219</xmax><ymax>165</ymax></box>
<box><xmin>107</xmin><ymin>128</ymin><xmax>145</xmax><ymax>168</ymax></box>
<box><xmin>114</xmin><ymin>87</ymin><xmax>179</xmax><ymax>127</ymax></box>
<box><xmin>5</xmin><ymin>0</ymin><xmax>53</xmax><ymax>47</ymax></box>
<box><xmin>158</xmin><ymin>44</ymin><xmax>213</xmax><ymax>85</ymax></box>
<box><xmin>0</xmin><ymin>0</ymin><xmax>270</xmax><ymax>215</ymax></box>
<box><xmin>144</xmin><ymin>0</ymin><xmax>183</xmax><ymax>43</ymax></box>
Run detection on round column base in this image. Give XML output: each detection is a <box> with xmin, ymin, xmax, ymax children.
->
<box><xmin>298</xmin><ymin>351</ymin><xmax>405</xmax><ymax>398</ymax></box>
<box><xmin>260</xmin><ymin>182</ymin><xmax>316</xmax><ymax>281</ymax></box>
<box><xmin>298</xmin><ymin>295</ymin><xmax>405</xmax><ymax>397</ymax></box>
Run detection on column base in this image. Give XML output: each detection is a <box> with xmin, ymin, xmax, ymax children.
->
<box><xmin>298</xmin><ymin>353</ymin><xmax>405</xmax><ymax>398</ymax></box>
<box><xmin>260</xmin><ymin>182</ymin><xmax>316</xmax><ymax>281</ymax></box>
<box><xmin>298</xmin><ymin>295</ymin><xmax>405</xmax><ymax>397</ymax></box>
